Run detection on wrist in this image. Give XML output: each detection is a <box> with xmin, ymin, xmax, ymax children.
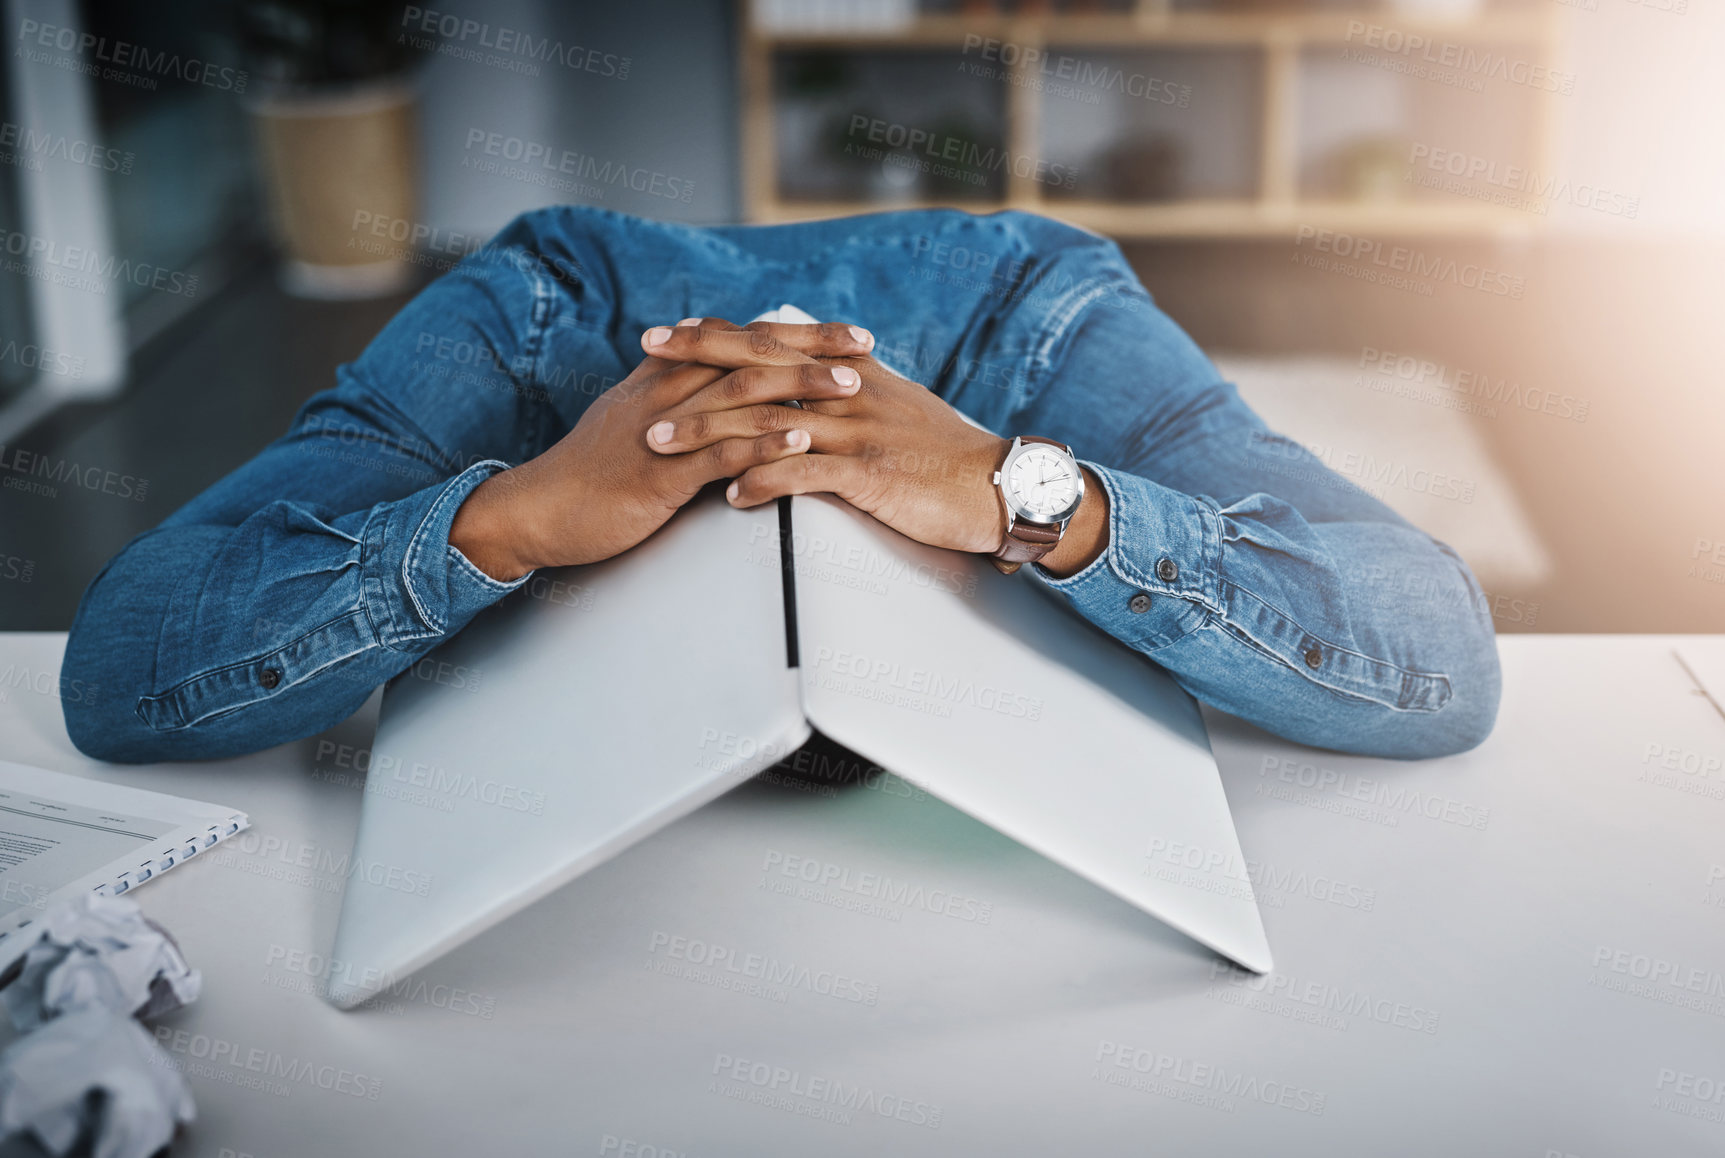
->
<box><xmin>1038</xmin><ymin>466</ymin><xmax>1110</xmax><ymax>578</ymax></box>
<box><xmin>449</xmin><ymin>469</ymin><xmax>538</xmax><ymax>582</ymax></box>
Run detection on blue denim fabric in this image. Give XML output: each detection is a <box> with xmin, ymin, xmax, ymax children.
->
<box><xmin>61</xmin><ymin>206</ymin><xmax>1500</xmax><ymax>763</ymax></box>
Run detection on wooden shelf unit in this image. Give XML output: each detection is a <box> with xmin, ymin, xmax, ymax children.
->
<box><xmin>741</xmin><ymin>1</ymin><xmax>1562</xmax><ymax>239</ymax></box>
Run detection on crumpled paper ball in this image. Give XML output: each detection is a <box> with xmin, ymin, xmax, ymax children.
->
<box><xmin>0</xmin><ymin>1007</ymin><xmax>194</xmax><ymax>1158</ymax></box>
<box><xmin>0</xmin><ymin>893</ymin><xmax>201</xmax><ymax>1158</ymax></box>
<box><xmin>0</xmin><ymin>892</ymin><xmax>201</xmax><ymax>1031</ymax></box>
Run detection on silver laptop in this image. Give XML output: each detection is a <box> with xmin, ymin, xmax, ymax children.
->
<box><xmin>324</xmin><ymin>318</ymin><xmax>1271</xmax><ymax>1008</ymax></box>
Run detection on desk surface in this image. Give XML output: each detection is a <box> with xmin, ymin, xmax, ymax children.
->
<box><xmin>2</xmin><ymin>632</ymin><xmax>1723</xmax><ymax>1158</ymax></box>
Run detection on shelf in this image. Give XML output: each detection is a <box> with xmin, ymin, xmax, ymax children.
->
<box><xmin>740</xmin><ymin>2</ymin><xmax>1563</xmax><ymax>240</ymax></box>
<box><xmin>751</xmin><ymin>198</ymin><xmax>1542</xmax><ymax>239</ymax></box>
<box><xmin>749</xmin><ymin>10</ymin><xmax>1556</xmax><ymax>49</ymax></box>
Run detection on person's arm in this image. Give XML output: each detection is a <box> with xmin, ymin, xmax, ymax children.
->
<box><xmin>60</xmin><ymin>248</ymin><xmax>554</xmax><ymax>764</ymax></box>
<box><xmin>61</xmin><ymin>242</ymin><xmax>869</xmax><ymax>764</ymax></box>
<box><xmin>1012</xmin><ymin>285</ymin><xmax>1502</xmax><ymax>760</ymax></box>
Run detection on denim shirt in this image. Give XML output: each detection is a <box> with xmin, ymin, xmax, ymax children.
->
<box><xmin>61</xmin><ymin>207</ymin><xmax>1500</xmax><ymax>763</ymax></box>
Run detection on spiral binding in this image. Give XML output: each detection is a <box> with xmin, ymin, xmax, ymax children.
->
<box><xmin>101</xmin><ymin>816</ymin><xmax>249</xmax><ymax>896</ymax></box>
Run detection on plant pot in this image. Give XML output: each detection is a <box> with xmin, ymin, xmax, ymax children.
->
<box><xmin>247</xmin><ymin>80</ymin><xmax>418</xmax><ymax>299</ymax></box>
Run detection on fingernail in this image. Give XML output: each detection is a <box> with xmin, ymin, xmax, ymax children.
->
<box><xmin>831</xmin><ymin>367</ymin><xmax>860</xmax><ymax>389</ymax></box>
<box><xmin>787</xmin><ymin>429</ymin><xmax>810</xmax><ymax>450</ymax></box>
<box><xmin>848</xmin><ymin>325</ymin><xmax>873</xmax><ymax>349</ymax></box>
<box><xmin>644</xmin><ymin>326</ymin><xmax>672</xmax><ymax>347</ymax></box>
<box><xmin>726</xmin><ymin>480</ymin><xmax>740</xmax><ymax>502</ymax></box>
<box><xmin>648</xmin><ymin>421</ymin><xmax>674</xmax><ymax>445</ymax></box>
<box><xmin>677</xmin><ymin>317</ymin><xmax>702</xmax><ymax>327</ymax></box>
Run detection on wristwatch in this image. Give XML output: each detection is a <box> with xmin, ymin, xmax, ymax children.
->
<box><xmin>991</xmin><ymin>435</ymin><xmax>1085</xmax><ymax>566</ymax></box>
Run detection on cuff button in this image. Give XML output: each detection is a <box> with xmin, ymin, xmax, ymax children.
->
<box><xmin>1128</xmin><ymin>592</ymin><xmax>1152</xmax><ymax>614</ymax></box>
<box><xmin>1155</xmin><ymin>557</ymin><xmax>1179</xmax><ymax>583</ymax></box>
<box><xmin>260</xmin><ymin>667</ymin><xmax>282</xmax><ymax>689</ymax></box>
<box><xmin>1303</xmin><ymin>647</ymin><xmax>1322</xmax><ymax>669</ymax></box>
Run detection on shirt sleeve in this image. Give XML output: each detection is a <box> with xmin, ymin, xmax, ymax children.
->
<box><xmin>62</xmin><ymin>235</ymin><xmax>553</xmax><ymax>764</ymax></box>
<box><xmin>1032</xmin><ymin>464</ymin><xmax>1217</xmax><ymax>653</ymax></box>
<box><xmin>117</xmin><ymin>459</ymin><xmax>529</xmax><ymax>739</ymax></box>
<box><xmin>1011</xmin><ymin>259</ymin><xmax>1501</xmax><ymax>759</ymax></box>
<box><xmin>373</xmin><ymin>460</ymin><xmax>530</xmax><ymax>648</ymax></box>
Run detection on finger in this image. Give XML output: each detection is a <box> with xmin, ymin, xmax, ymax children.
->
<box><xmin>678</xmin><ymin>428</ymin><xmax>812</xmax><ymax>490</ymax></box>
<box><xmin>645</xmin><ymin>405</ymin><xmax>856</xmax><ymax>454</ymax></box>
<box><xmin>741</xmin><ymin>319</ymin><xmax>875</xmax><ymax>358</ymax></box>
<box><xmin>628</xmin><ymin>356</ymin><xmax>724</xmax><ymax>406</ymax></box>
<box><xmin>664</xmin><ymin>361</ymin><xmax>860</xmax><ymax>418</ymax></box>
<box><xmin>633</xmin><ymin>323</ymin><xmax>738</xmax><ymax>378</ymax></box>
<box><xmin>623</xmin><ymin>323</ymin><xmax>745</xmax><ymax>406</ymax></box>
<box><xmin>664</xmin><ymin>317</ymin><xmax>875</xmax><ymax>360</ymax></box>
<box><xmin>724</xmin><ymin>453</ymin><xmax>869</xmax><ymax>509</ymax></box>
<box><xmin>640</xmin><ymin>322</ymin><xmax>872</xmax><ymax>367</ymax></box>
<box><xmin>794</xmin><ymin>356</ymin><xmax>892</xmax><ymax>416</ymax></box>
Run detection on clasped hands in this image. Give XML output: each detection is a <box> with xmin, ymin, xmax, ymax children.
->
<box><xmin>449</xmin><ymin>317</ymin><xmax>1105</xmax><ymax>583</ymax></box>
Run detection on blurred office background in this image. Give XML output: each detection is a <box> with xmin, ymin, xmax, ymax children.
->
<box><xmin>1</xmin><ymin>0</ymin><xmax>1720</xmax><ymax>634</ymax></box>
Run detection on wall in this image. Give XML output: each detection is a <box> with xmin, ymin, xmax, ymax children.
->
<box><xmin>416</xmin><ymin>0</ymin><xmax>741</xmax><ymax>238</ymax></box>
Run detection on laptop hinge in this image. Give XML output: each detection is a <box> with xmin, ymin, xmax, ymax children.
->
<box><xmin>777</xmin><ymin>495</ymin><xmax>799</xmax><ymax>668</ymax></box>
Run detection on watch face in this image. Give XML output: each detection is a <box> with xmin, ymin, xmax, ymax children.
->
<box><xmin>1004</xmin><ymin>443</ymin><xmax>1081</xmax><ymax>523</ymax></box>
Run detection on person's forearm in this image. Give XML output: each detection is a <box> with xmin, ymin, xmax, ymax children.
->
<box><xmin>62</xmin><ymin>462</ymin><xmax>525</xmax><ymax>763</ymax></box>
<box><xmin>985</xmin><ymin>257</ymin><xmax>1503</xmax><ymax>758</ymax></box>
<box><xmin>1034</xmin><ymin>463</ymin><xmax>1501</xmax><ymax>759</ymax></box>
<box><xmin>61</xmin><ymin>210</ymin><xmax>613</xmax><ymax>763</ymax></box>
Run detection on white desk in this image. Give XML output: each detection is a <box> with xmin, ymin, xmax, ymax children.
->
<box><xmin>2</xmin><ymin>632</ymin><xmax>1723</xmax><ymax>1158</ymax></box>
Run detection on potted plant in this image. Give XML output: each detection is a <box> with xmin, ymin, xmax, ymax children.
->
<box><xmin>238</xmin><ymin>0</ymin><xmax>424</xmax><ymax>298</ymax></box>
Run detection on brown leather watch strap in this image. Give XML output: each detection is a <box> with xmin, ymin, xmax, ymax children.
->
<box><xmin>995</xmin><ymin>520</ymin><xmax>1063</xmax><ymax>564</ymax></box>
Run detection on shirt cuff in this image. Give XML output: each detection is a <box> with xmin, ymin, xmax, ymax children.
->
<box><xmin>362</xmin><ymin>460</ymin><xmax>530</xmax><ymax>647</ymax></box>
<box><xmin>1031</xmin><ymin>462</ymin><xmax>1220</xmax><ymax>650</ymax></box>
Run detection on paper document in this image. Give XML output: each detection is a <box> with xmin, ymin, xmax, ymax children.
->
<box><xmin>0</xmin><ymin>761</ymin><xmax>248</xmax><ymax>938</ymax></box>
